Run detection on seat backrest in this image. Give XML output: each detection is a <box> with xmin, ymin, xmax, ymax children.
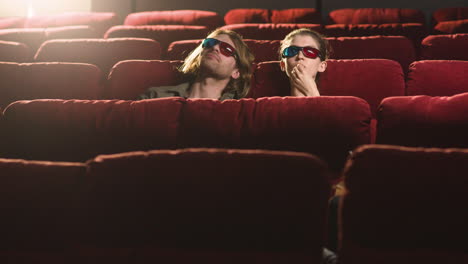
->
<box><xmin>0</xmin><ymin>62</ymin><xmax>103</xmax><ymax>108</ymax></box>
<box><xmin>328</xmin><ymin>8</ymin><xmax>425</xmax><ymax>24</ymax></box>
<box><xmin>106</xmin><ymin>60</ymin><xmax>185</xmax><ymax>99</ymax></box>
<box><xmin>432</xmin><ymin>7</ymin><xmax>468</xmax><ymax>23</ymax></box>
<box><xmin>104</xmin><ymin>25</ymin><xmax>210</xmax><ymax>52</ymax></box>
<box><xmin>0</xmin><ymin>40</ymin><xmax>31</xmax><ymax>62</ymax></box>
<box><xmin>432</xmin><ymin>18</ymin><xmax>468</xmax><ymax>34</ymax></box>
<box><xmin>251</xmin><ymin>59</ymin><xmax>405</xmax><ymax>117</ymax></box>
<box><xmin>0</xmin><ymin>158</ymin><xmax>86</xmax><ymax>249</ymax></box>
<box><xmin>406</xmin><ymin>60</ymin><xmax>468</xmax><ymax>96</ymax></box>
<box><xmin>34</xmin><ymin>38</ymin><xmax>161</xmax><ymax>75</ymax></box>
<box><xmin>0</xmin><ymin>17</ymin><xmax>26</xmax><ymax>29</ymax></box>
<box><xmin>224</xmin><ymin>8</ymin><xmax>321</xmax><ymax>24</ymax></box>
<box><xmin>420</xmin><ymin>34</ymin><xmax>468</xmax><ymax>60</ymax></box>
<box><xmin>84</xmin><ymin>148</ymin><xmax>331</xmax><ymax>263</ymax></box>
<box><xmin>124</xmin><ymin>10</ymin><xmax>223</xmax><ymax>30</ymax></box>
<box><xmin>340</xmin><ymin>144</ymin><xmax>468</xmax><ymax>264</ymax></box>
<box><xmin>220</xmin><ymin>24</ymin><xmax>323</xmax><ymax>40</ymax></box>
<box><xmin>376</xmin><ymin>93</ymin><xmax>468</xmax><ymax>147</ymax></box>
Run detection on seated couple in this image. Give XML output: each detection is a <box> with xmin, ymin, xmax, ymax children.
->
<box><xmin>137</xmin><ymin>28</ymin><xmax>329</xmax><ymax>100</ymax></box>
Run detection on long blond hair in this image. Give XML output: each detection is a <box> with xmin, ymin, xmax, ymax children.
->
<box><xmin>180</xmin><ymin>29</ymin><xmax>255</xmax><ymax>98</ymax></box>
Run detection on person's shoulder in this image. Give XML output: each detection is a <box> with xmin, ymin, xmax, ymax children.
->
<box><xmin>136</xmin><ymin>82</ymin><xmax>190</xmax><ymax>100</ymax></box>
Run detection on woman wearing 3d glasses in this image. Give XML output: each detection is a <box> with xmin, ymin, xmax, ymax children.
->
<box><xmin>138</xmin><ymin>29</ymin><xmax>254</xmax><ymax>100</ymax></box>
<box><xmin>280</xmin><ymin>28</ymin><xmax>329</xmax><ymax>97</ymax></box>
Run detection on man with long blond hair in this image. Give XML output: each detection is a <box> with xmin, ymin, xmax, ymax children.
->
<box><xmin>138</xmin><ymin>29</ymin><xmax>255</xmax><ymax>100</ymax></box>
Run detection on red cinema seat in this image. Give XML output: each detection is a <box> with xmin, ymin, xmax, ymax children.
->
<box><xmin>124</xmin><ymin>10</ymin><xmax>223</xmax><ymax>30</ymax></box>
<box><xmin>406</xmin><ymin>60</ymin><xmax>468</xmax><ymax>96</ymax></box>
<box><xmin>325</xmin><ymin>8</ymin><xmax>427</xmax><ymax>47</ymax></box>
<box><xmin>340</xmin><ymin>144</ymin><xmax>468</xmax><ymax>264</ymax></box>
<box><xmin>420</xmin><ymin>33</ymin><xmax>468</xmax><ymax>60</ymax></box>
<box><xmin>327</xmin><ymin>36</ymin><xmax>416</xmax><ymax>73</ymax></box>
<box><xmin>376</xmin><ymin>93</ymin><xmax>468</xmax><ymax>147</ymax></box>
<box><xmin>0</xmin><ymin>158</ymin><xmax>86</xmax><ymax>262</ymax></box>
<box><xmin>432</xmin><ymin>7</ymin><xmax>468</xmax><ymax>34</ymax></box>
<box><xmin>0</xmin><ymin>40</ymin><xmax>31</xmax><ymax>62</ymax></box>
<box><xmin>82</xmin><ymin>148</ymin><xmax>331</xmax><ymax>263</ymax></box>
<box><xmin>34</xmin><ymin>38</ymin><xmax>161</xmax><ymax>75</ymax></box>
<box><xmin>24</xmin><ymin>12</ymin><xmax>119</xmax><ymax>36</ymax></box>
<box><xmin>251</xmin><ymin>59</ymin><xmax>405</xmax><ymax>118</ymax></box>
<box><xmin>0</xmin><ymin>26</ymin><xmax>99</xmax><ymax>52</ymax></box>
<box><xmin>1</xmin><ymin>98</ymin><xmax>183</xmax><ymax>162</ymax></box>
<box><xmin>181</xmin><ymin>97</ymin><xmax>370</xmax><ymax>172</ymax></box>
<box><xmin>166</xmin><ymin>39</ymin><xmax>281</xmax><ymax>62</ymax></box>
<box><xmin>0</xmin><ymin>17</ymin><xmax>26</xmax><ymax>29</ymax></box>
<box><xmin>220</xmin><ymin>24</ymin><xmax>323</xmax><ymax>40</ymax></box>
<box><xmin>224</xmin><ymin>8</ymin><xmax>322</xmax><ymax>24</ymax></box>
<box><xmin>0</xmin><ymin>62</ymin><xmax>103</xmax><ymax>108</ymax></box>
<box><xmin>105</xmin><ymin>25</ymin><xmax>209</xmax><ymax>54</ymax></box>
<box><xmin>106</xmin><ymin>60</ymin><xmax>184</xmax><ymax>99</ymax></box>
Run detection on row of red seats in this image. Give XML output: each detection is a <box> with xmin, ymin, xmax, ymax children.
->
<box><xmin>0</xmin><ymin>145</ymin><xmax>465</xmax><ymax>263</ymax></box>
<box><xmin>2</xmin><ymin>92</ymin><xmax>468</xmax><ymax>170</ymax></box>
<box><xmin>1</xmin><ymin>59</ymin><xmax>467</xmax><ymax>118</ymax></box>
<box><xmin>1</xmin><ymin>33</ymin><xmax>466</xmax><ymax>69</ymax></box>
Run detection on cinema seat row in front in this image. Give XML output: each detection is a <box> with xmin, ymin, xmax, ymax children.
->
<box><xmin>0</xmin><ymin>148</ymin><xmax>331</xmax><ymax>264</ymax></box>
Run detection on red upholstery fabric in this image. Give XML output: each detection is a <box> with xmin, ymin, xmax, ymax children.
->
<box><xmin>432</xmin><ymin>7</ymin><xmax>468</xmax><ymax>23</ymax></box>
<box><xmin>0</xmin><ymin>17</ymin><xmax>25</xmax><ymax>29</ymax></box>
<box><xmin>166</xmin><ymin>39</ymin><xmax>281</xmax><ymax>62</ymax></box>
<box><xmin>0</xmin><ymin>40</ymin><xmax>31</xmax><ymax>62</ymax></box>
<box><xmin>341</xmin><ymin>144</ymin><xmax>468</xmax><ymax>264</ymax></box>
<box><xmin>181</xmin><ymin>97</ymin><xmax>371</xmax><ymax>171</ymax></box>
<box><xmin>220</xmin><ymin>23</ymin><xmax>323</xmax><ymax>40</ymax></box>
<box><xmin>251</xmin><ymin>60</ymin><xmax>405</xmax><ymax>117</ymax></box>
<box><xmin>406</xmin><ymin>60</ymin><xmax>468</xmax><ymax>96</ymax></box>
<box><xmin>124</xmin><ymin>10</ymin><xmax>223</xmax><ymax>30</ymax></box>
<box><xmin>0</xmin><ymin>158</ymin><xmax>86</xmax><ymax>261</ymax></box>
<box><xmin>23</xmin><ymin>12</ymin><xmax>119</xmax><ymax>36</ymax></box>
<box><xmin>106</xmin><ymin>60</ymin><xmax>185</xmax><ymax>99</ymax></box>
<box><xmin>328</xmin><ymin>36</ymin><xmax>416</xmax><ymax>72</ymax></box>
<box><xmin>34</xmin><ymin>38</ymin><xmax>161</xmax><ymax>75</ymax></box>
<box><xmin>0</xmin><ymin>26</ymin><xmax>99</xmax><ymax>52</ymax></box>
<box><xmin>83</xmin><ymin>148</ymin><xmax>330</xmax><ymax>263</ymax></box>
<box><xmin>324</xmin><ymin>23</ymin><xmax>427</xmax><ymax>47</ymax></box>
<box><xmin>105</xmin><ymin>25</ymin><xmax>210</xmax><ymax>52</ymax></box>
<box><xmin>376</xmin><ymin>93</ymin><xmax>468</xmax><ymax>147</ymax></box>
<box><xmin>0</xmin><ymin>62</ymin><xmax>103</xmax><ymax>108</ymax></box>
<box><xmin>1</xmin><ymin>98</ymin><xmax>184</xmax><ymax>161</ymax></box>
<box><xmin>420</xmin><ymin>34</ymin><xmax>468</xmax><ymax>60</ymax></box>
<box><xmin>224</xmin><ymin>8</ymin><xmax>321</xmax><ymax>24</ymax></box>
<box><xmin>328</xmin><ymin>8</ymin><xmax>425</xmax><ymax>24</ymax></box>
<box><xmin>433</xmin><ymin>18</ymin><xmax>468</xmax><ymax>34</ymax></box>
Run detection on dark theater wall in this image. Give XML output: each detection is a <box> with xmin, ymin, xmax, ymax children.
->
<box><xmin>92</xmin><ymin>0</ymin><xmax>467</xmax><ymax>24</ymax></box>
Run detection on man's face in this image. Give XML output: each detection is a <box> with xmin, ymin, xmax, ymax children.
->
<box><xmin>199</xmin><ymin>34</ymin><xmax>240</xmax><ymax>80</ymax></box>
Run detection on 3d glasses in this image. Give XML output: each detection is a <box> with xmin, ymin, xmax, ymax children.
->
<box><xmin>202</xmin><ymin>38</ymin><xmax>237</xmax><ymax>58</ymax></box>
<box><xmin>282</xmin><ymin>46</ymin><xmax>322</xmax><ymax>60</ymax></box>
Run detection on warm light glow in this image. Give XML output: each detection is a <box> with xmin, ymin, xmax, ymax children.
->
<box><xmin>27</xmin><ymin>1</ymin><xmax>35</xmax><ymax>17</ymax></box>
<box><xmin>0</xmin><ymin>0</ymin><xmax>91</xmax><ymax>17</ymax></box>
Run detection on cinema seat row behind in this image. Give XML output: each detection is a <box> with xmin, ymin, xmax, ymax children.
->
<box><xmin>0</xmin><ymin>144</ymin><xmax>466</xmax><ymax>263</ymax></box>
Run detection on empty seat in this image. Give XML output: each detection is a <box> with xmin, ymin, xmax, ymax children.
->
<box><xmin>0</xmin><ymin>40</ymin><xmax>31</xmax><ymax>62</ymax></box>
<box><xmin>1</xmin><ymin>97</ymin><xmax>371</xmax><ymax>172</ymax></box>
<box><xmin>376</xmin><ymin>93</ymin><xmax>468</xmax><ymax>147</ymax></box>
<box><xmin>328</xmin><ymin>8</ymin><xmax>425</xmax><ymax>25</ymax></box>
<box><xmin>0</xmin><ymin>26</ymin><xmax>99</xmax><ymax>52</ymax></box>
<box><xmin>0</xmin><ymin>62</ymin><xmax>103</xmax><ymax>108</ymax></box>
<box><xmin>406</xmin><ymin>60</ymin><xmax>468</xmax><ymax>96</ymax></box>
<box><xmin>34</xmin><ymin>38</ymin><xmax>161</xmax><ymax>75</ymax></box>
<box><xmin>0</xmin><ymin>157</ymin><xmax>86</xmax><ymax>262</ymax></box>
<box><xmin>82</xmin><ymin>148</ymin><xmax>331</xmax><ymax>263</ymax></box>
<box><xmin>124</xmin><ymin>10</ymin><xmax>223</xmax><ymax>30</ymax></box>
<box><xmin>106</xmin><ymin>60</ymin><xmax>184</xmax><ymax>99</ymax></box>
<box><xmin>251</xmin><ymin>59</ymin><xmax>405</xmax><ymax>118</ymax></box>
<box><xmin>0</xmin><ymin>16</ymin><xmax>26</xmax><ymax>29</ymax></box>
<box><xmin>432</xmin><ymin>7</ymin><xmax>468</xmax><ymax>34</ymax></box>
<box><xmin>105</xmin><ymin>25</ymin><xmax>209</xmax><ymax>53</ymax></box>
<box><xmin>340</xmin><ymin>144</ymin><xmax>468</xmax><ymax>264</ymax></box>
<box><xmin>420</xmin><ymin>33</ymin><xmax>468</xmax><ymax>60</ymax></box>
<box><xmin>220</xmin><ymin>24</ymin><xmax>323</xmax><ymax>40</ymax></box>
<box><xmin>224</xmin><ymin>8</ymin><xmax>321</xmax><ymax>24</ymax></box>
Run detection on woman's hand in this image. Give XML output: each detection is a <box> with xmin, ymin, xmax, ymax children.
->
<box><xmin>289</xmin><ymin>62</ymin><xmax>320</xmax><ymax>97</ymax></box>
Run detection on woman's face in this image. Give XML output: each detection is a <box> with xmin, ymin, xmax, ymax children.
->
<box><xmin>280</xmin><ymin>34</ymin><xmax>327</xmax><ymax>80</ymax></box>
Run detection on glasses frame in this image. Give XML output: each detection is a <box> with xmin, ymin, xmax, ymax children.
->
<box><xmin>202</xmin><ymin>38</ymin><xmax>238</xmax><ymax>59</ymax></box>
<box><xmin>282</xmin><ymin>46</ymin><xmax>322</xmax><ymax>60</ymax></box>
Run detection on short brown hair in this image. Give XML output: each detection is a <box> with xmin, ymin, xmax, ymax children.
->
<box><xmin>180</xmin><ymin>29</ymin><xmax>255</xmax><ymax>98</ymax></box>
